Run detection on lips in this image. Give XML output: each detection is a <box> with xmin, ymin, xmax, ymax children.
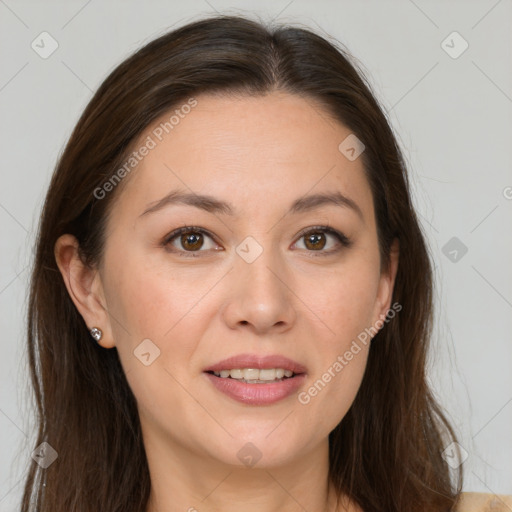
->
<box><xmin>203</xmin><ymin>353</ymin><xmax>307</xmax><ymax>406</ymax></box>
<box><xmin>203</xmin><ymin>354</ymin><xmax>307</xmax><ymax>374</ymax></box>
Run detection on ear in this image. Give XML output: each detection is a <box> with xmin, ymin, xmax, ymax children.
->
<box><xmin>371</xmin><ymin>238</ymin><xmax>400</xmax><ymax>330</ymax></box>
<box><xmin>54</xmin><ymin>234</ymin><xmax>115</xmax><ymax>348</ymax></box>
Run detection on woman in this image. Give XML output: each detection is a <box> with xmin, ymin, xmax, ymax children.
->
<box><xmin>22</xmin><ymin>13</ymin><xmax>503</xmax><ymax>512</ymax></box>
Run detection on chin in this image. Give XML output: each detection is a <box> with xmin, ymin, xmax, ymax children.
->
<box><xmin>201</xmin><ymin>429</ymin><xmax>308</xmax><ymax>469</ymax></box>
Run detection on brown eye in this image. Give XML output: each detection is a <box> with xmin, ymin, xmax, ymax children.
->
<box><xmin>304</xmin><ymin>232</ymin><xmax>327</xmax><ymax>250</ymax></box>
<box><xmin>180</xmin><ymin>232</ymin><xmax>204</xmax><ymax>251</ymax></box>
<box><xmin>293</xmin><ymin>226</ymin><xmax>352</xmax><ymax>255</ymax></box>
<box><xmin>164</xmin><ymin>227</ymin><xmax>220</xmax><ymax>255</ymax></box>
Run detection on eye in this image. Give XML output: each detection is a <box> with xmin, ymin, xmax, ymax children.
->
<box><xmin>162</xmin><ymin>225</ymin><xmax>352</xmax><ymax>258</ymax></box>
<box><xmin>163</xmin><ymin>226</ymin><xmax>221</xmax><ymax>256</ymax></box>
<box><xmin>293</xmin><ymin>226</ymin><xmax>352</xmax><ymax>254</ymax></box>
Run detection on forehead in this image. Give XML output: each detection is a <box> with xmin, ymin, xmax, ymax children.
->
<box><xmin>111</xmin><ymin>92</ymin><xmax>374</xmax><ymax>224</ymax></box>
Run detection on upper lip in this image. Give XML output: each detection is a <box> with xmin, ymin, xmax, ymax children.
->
<box><xmin>204</xmin><ymin>354</ymin><xmax>307</xmax><ymax>374</ymax></box>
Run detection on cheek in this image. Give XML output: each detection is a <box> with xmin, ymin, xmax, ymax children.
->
<box><xmin>103</xmin><ymin>247</ymin><xmax>205</xmax><ymax>340</ymax></box>
<box><xmin>293</xmin><ymin>254</ymin><xmax>378</xmax><ymax>424</ymax></box>
<box><xmin>103</xmin><ymin>252</ymin><xmax>221</xmax><ymax>402</ymax></box>
<box><xmin>304</xmin><ymin>257</ymin><xmax>381</xmax><ymax>342</ymax></box>
<box><xmin>296</xmin><ymin>334</ymin><xmax>370</xmax><ymax>439</ymax></box>
<box><xmin>103</xmin><ymin>260</ymin><xmax>206</xmax><ymax>426</ymax></box>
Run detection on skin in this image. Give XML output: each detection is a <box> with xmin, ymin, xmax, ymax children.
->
<box><xmin>55</xmin><ymin>91</ymin><xmax>399</xmax><ymax>512</ymax></box>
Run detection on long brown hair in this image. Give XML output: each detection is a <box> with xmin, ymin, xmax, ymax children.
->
<box><xmin>21</xmin><ymin>14</ymin><xmax>462</xmax><ymax>511</ymax></box>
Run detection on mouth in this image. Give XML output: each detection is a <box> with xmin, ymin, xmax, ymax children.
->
<box><xmin>206</xmin><ymin>367</ymin><xmax>299</xmax><ymax>383</ymax></box>
<box><xmin>203</xmin><ymin>354</ymin><xmax>307</xmax><ymax>405</ymax></box>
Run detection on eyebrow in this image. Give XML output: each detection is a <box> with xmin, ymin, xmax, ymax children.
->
<box><xmin>139</xmin><ymin>189</ymin><xmax>364</xmax><ymax>220</ymax></box>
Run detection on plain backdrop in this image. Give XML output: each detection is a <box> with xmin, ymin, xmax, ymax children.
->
<box><xmin>1</xmin><ymin>0</ymin><xmax>511</xmax><ymax>509</ymax></box>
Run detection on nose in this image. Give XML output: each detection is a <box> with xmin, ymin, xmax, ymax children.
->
<box><xmin>221</xmin><ymin>244</ymin><xmax>297</xmax><ymax>335</ymax></box>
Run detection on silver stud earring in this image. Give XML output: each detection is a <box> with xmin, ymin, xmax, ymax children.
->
<box><xmin>90</xmin><ymin>327</ymin><xmax>103</xmax><ymax>342</ymax></box>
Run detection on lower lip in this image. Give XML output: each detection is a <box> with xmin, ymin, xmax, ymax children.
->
<box><xmin>204</xmin><ymin>372</ymin><xmax>306</xmax><ymax>405</ymax></box>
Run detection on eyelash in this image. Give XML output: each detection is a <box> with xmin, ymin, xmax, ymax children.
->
<box><xmin>162</xmin><ymin>225</ymin><xmax>352</xmax><ymax>258</ymax></box>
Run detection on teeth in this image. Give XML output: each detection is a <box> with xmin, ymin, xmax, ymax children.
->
<box><xmin>259</xmin><ymin>369</ymin><xmax>277</xmax><ymax>381</ymax></box>
<box><xmin>212</xmin><ymin>368</ymin><xmax>296</xmax><ymax>381</ymax></box>
<box><xmin>244</xmin><ymin>369</ymin><xmax>260</xmax><ymax>380</ymax></box>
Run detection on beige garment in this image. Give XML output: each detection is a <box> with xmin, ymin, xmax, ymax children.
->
<box><xmin>454</xmin><ymin>492</ymin><xmax>512</xmax><ymax>511</ymax></box>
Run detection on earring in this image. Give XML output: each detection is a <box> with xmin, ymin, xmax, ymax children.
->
<box><xmin>90</xmin><ymin>327</ymin><xmax>103</xmax><ymax>342</ymax></box>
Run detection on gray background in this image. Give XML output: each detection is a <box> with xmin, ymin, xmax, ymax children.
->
<box><xmin>1</xmin><ymin>0</ymin><xmax>511</xmax><ymax>509</ymax></box>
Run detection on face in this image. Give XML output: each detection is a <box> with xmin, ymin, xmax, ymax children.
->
<box><xmin>60</xmin><ymin>92</ymin><xmax>398</xmax><ymax>470</ymax></box>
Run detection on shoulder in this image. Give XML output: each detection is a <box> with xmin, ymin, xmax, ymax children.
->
<box><xmin>453</xmin><ymin>492</ymin><xmax>512</xmax><ymax>511</ymax></box>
